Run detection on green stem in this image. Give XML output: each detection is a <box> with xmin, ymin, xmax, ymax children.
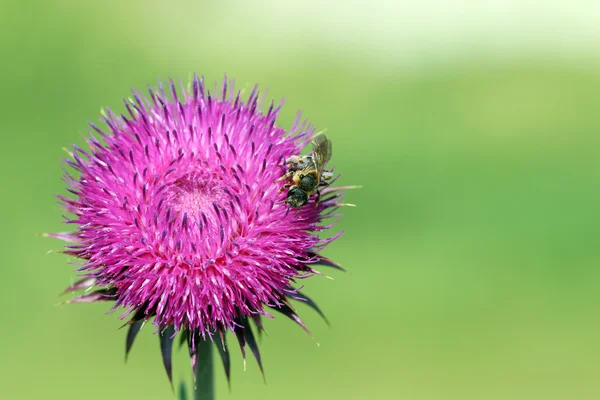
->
<box><xmin>194</xmin><ymin>339</ymin><xmax>215</xmax><ymax>400</ymax></box>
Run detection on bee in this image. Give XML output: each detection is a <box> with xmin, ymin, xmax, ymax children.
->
<box><xmin>279</xmin><ymin>133</ymin><xmax>333</xmax><ymax>208</ymax></box>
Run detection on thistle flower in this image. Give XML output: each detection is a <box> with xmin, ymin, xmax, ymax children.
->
<box><xmin>50</xmin><ymin>75</ymin><xmax>350</xmax><ymax>389</ymax></box>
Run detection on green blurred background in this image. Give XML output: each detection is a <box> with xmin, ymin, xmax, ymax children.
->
<box><xmin>3</xmin><ymin>1</ymin><xmax>600</xmax><ymax>399</ymax></box>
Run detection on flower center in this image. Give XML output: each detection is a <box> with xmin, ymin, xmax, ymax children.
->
<box><xmin>166</xmin><ymin>172</ymin><xmax>223</xmax><ymax>217</ymax></box>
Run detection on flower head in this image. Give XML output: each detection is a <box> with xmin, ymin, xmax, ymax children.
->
<box><xmin>51</xmin><ymin>75</ymin><xmax>349</xmax><ymax>383</ymax></box>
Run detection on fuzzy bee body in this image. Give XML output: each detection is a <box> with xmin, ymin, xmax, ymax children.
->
<box><xmin>279</xmin><ymin>133</ymin><xmax>333</xmax><ymax>208</ymax></box>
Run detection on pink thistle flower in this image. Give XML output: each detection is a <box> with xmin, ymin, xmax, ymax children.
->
<box><xmin>51</xmin><ymin>75</ymin><xmax>350</xmax><ymax>385</ymax></box>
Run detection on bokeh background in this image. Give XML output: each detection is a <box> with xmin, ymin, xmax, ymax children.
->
<box><xmin>3</xmin><ymin>1</ymin><xmax>600</xmax><ymax>399</ymax></box>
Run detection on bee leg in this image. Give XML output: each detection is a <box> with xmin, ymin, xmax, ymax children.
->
<box><xmin>313</xmin><ymin>189</ymin><xmax>321</xmax><ymax>208</ymax></box>
<box><xmin>276</xmin><ymin>171</ymin><xmax>293</xmax><ymax>182</ymax></box>
<box><xmin>278</xmin><ymin>183</ymin><xmax>292</xmax><ymax>194</ymax></box>
<box><xmin>284</xmin><ymin>156</ymin><xmax>302</xmax><ymax>165</ymax></box>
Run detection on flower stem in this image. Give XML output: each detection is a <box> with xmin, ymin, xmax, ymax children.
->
<box><xmin>194</xmin><ymin>339</ymin><xmax>215</xmax><ymax>400</ymax></box>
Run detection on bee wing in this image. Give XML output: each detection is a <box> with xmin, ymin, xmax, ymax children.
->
<box><xmin>311</xmin><ymin>133</ymin><xmax>332</xmax><ymax>174</ymax></box>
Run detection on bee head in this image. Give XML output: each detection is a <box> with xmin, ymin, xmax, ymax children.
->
<box><xmin>285</xmin><ymin>187</ymin><xmax>308</xmax><ymax>208</ymax></box>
